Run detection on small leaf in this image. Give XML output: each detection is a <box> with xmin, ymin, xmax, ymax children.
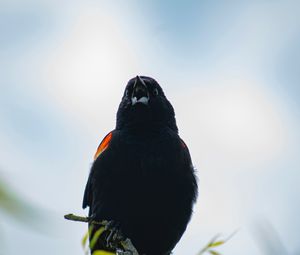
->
<box><xmin>81</xmin><ymin>230</ymin><xmax>89</xmax><ymax>249</ymax></box>
<box><xmin>92</xmin><ymin>250</ymin><xmax>115</xmax><ymax>255</ymax></box>
<box><xmin>89</xmin><ymin>227</ymin><xmax>106</xmax><ymax>250</ymax></box>
<box><xmin>209</xmin><ymin>250</ymin><xmax>221</xmax><ymax>255</ymax></box>
<box><xmin>207</xmin><ymin>240</ymin><xmax>225</xmax><ymax>248</ymax></box>
<box><xmin>196</xmin><ymin>231</ymin><xmax>238</xmax><ymax>255</ymax></box>
<box><xmin>82</xmin><ymin>225</ymin><xmax>95</xmax><ymax>250</ymax></box>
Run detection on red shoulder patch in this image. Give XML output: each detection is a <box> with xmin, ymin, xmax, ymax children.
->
<box><xmin>94</xmin><ymin>132</ymin><xmax>113</xmax><ymax>160</ymax></box>
<box><xmin>180</xmin><ymin>139</ymin><xmax>187</xmax><ymax>148</ymax></box>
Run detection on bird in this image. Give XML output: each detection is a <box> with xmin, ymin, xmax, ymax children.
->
<box><xmin>83</xmin><ymin>76</ymin><xmax>198</xmax><ymax>255</ymax></box>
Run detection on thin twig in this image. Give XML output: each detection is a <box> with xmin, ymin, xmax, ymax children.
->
<box><xmin>64</xmin><ymin>213</ymin><xmax>107</xmax><ymax>226</ymax></box>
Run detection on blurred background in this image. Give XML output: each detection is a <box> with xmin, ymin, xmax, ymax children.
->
<box><xmin>0</xmin><ymin>0</ymin><xmax>300</xmax><ymax>254</ymax></box>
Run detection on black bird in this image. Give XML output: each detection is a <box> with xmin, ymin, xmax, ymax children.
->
<box><xmin>83</xmin><ymin>76</ymin><xmax>198</xmax><ymax>255</ymax></box>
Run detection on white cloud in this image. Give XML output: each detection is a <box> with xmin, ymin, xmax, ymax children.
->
<box><xmin>176</xmin><ymin>74</ymin><xmax>287</xmax><ymax>168</ymax></box>
<box><xmin>42</xmin><ymin>6</ymin><xmax>139</xmax><ymax>133</ymax></box>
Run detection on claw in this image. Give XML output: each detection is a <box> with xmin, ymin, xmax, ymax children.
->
<box><xmin>105</xmin><ymin>220</ymin><xmax>124</xmax><ymax>248</ymax></box>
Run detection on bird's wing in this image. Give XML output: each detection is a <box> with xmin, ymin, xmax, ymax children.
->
<box><xmin>82</xmin><ymin>131</ymin><xmax>114</xmax><ymax>209</ymax></box>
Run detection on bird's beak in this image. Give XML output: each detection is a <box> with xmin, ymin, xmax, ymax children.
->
<box><xmin>131</xmin><ymin>76</ymin><xmax>149</xmax><ymax>105</ymax></box>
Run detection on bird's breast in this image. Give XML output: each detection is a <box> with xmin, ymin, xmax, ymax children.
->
<box><xmin>119</xmin><ymin>130</ymin><xmax>180</xmax><ymax>175</ymax></box>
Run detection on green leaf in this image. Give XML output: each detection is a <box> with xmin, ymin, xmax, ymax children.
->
<box><xmin>81</xmin><ymin>230</ymin><xmax>89</xmax><ymax>249</ymax></box>
<box><xmin>89</xmin><ymin>227</ymin><xmax>106</xmax><ymax>250</ymax></box>
<box><xmin>207</xmin><ymin>240</ymin><xmax>225</xmax><ymax>248</ymax></box>
<box><xmin>92</xmin><ymin>250</ymin><xmax>115</xmax><ymax>255</ymax></box>
<box><xmin>197</xmin><ymin>231</ymin><xmax>239</xmax><ymax>255</ymax></box>
<box><xmin>209</xmin><ymin>250</ymin><xmax>221</xmax><ymax>255</ymax></box>
<box><xmin>82</xmin><ymin>226</ymin><xmax>96</xmax><ymax>255</ymax></box>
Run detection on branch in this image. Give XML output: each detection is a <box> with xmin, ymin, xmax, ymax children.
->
<box><xmin>64</xmin><ymin>213</ymin><xmax>107</xmax><ymax>225</ymax></box>
<box><xmin>64</xmin><ymin>213</ymin><xmax>139</xmax><ymax>255</ymax></box>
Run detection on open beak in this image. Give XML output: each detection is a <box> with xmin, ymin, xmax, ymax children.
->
<box><xmin>131</xmin><ymin>76</ymin><xmax>149</xmax><ymax>105</ymax></box>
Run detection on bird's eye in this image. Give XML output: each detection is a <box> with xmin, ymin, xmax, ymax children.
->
<box><xmin>153</xmin><ymin>88</ymin><xmax>159</xmax><ymax>96</ymax></box>
<box><xmin>125</xmin><ymin>89</ymin><xmax>129</xmax><ymax>97</ymax></box>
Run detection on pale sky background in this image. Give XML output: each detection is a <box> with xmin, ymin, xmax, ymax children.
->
<box><xmin>0</xmin><ymin>0</ymin><xmax>300</xmax><ymax>255</ymax></box>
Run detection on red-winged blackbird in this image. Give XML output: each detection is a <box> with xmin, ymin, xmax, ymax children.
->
<box><xmin>83</xmin><ymin>76</ymin><xmax>198</xmax><ymax>255</ymax></box>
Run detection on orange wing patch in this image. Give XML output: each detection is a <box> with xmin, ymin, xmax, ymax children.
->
<box><xmin>180</xmin><ymin>139</ymin><xmax>187</xmax><ymax>148</ymax></box>
<box><xmin>94</xmin><ymin>132</ymin><xmax>113</xmax><ymax>160</ymax></box>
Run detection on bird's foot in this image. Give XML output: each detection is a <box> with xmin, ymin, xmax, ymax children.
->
<box><xmin>87</xmin><ymin>213</ymin><xmax>97</xmax><ymax>224</ymax></box>
<box><xmin>105</xmin><ymin>220</ymin><xmax>124</xmax><ymax>249</ymax></box>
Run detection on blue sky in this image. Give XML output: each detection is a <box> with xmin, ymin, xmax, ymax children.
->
<box><xmin>0</xmin><ymin>1</ymin><xmax>300</xmax><ymax>254</ymax></box>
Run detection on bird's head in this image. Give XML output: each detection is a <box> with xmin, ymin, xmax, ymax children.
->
<box><xmin>116</xmin><ymin>76</ymin><xmax>178</xmax><ymax>132</ymax></box>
